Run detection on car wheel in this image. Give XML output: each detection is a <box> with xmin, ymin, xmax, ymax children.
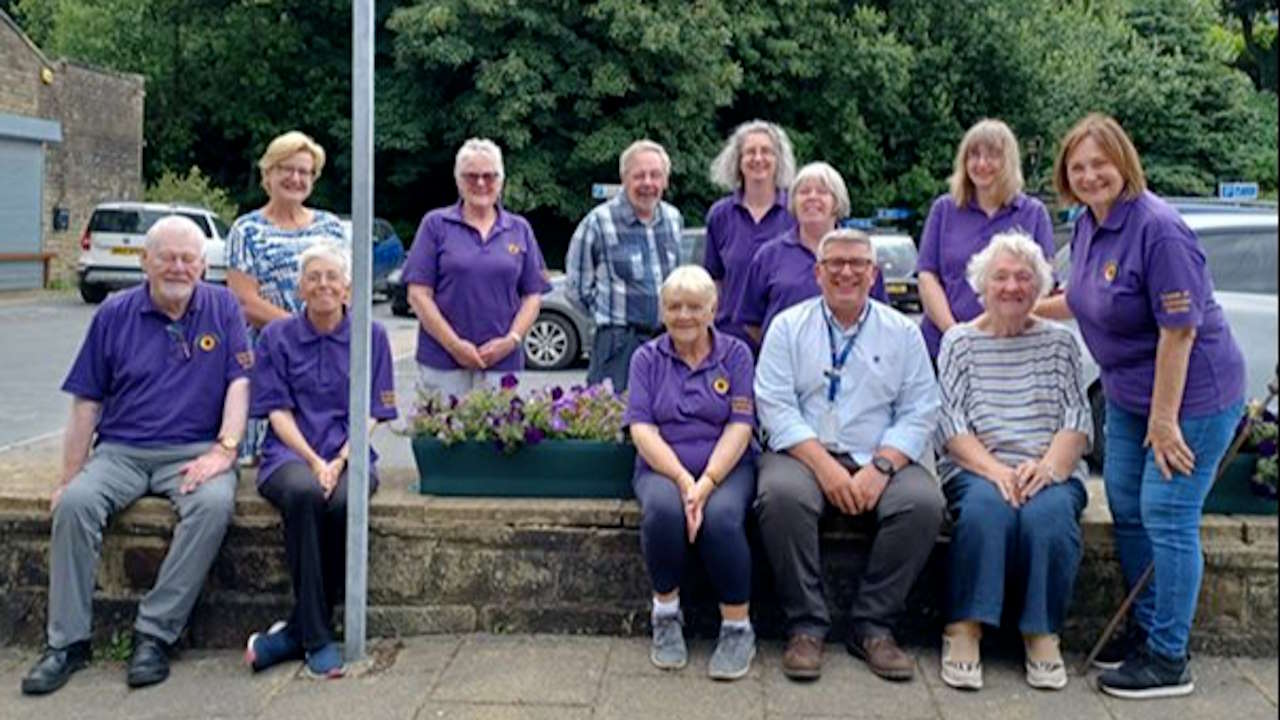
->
<box><xmin>1087</xmin><ymin>384</ymin><xmax>1106</xmax><ymax>472</ymax></box>
<box><xmin>524</xmin><ymin>312</ymin><xmax>579</xmax><ymax>371</ymax></box>
<box><xmin>79</xmin><ymin>282</ymin><xmax>108</xmax><ymax>304</ymax></box>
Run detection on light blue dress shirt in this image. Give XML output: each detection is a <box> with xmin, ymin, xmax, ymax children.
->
<box><xmin>755</xmin><ymin>296</ymin><xmax>939</xmax><ymax>464</ymax></box>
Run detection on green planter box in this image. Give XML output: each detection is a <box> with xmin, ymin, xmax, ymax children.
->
<box><xmin>412</xmin><ymin>436</ymin><xmax>636</xmax><ymax>498</ymax></box>
<box><xmin>1204</xmin><ymin>453</ymin><xmax>1278</xmax><ymax>515</ymax></box>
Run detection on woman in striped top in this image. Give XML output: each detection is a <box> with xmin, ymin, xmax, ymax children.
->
<box><xmin>934</xmin><ymin>231</ymin><xmax>1092</xmax><ymax>693</ymax></box>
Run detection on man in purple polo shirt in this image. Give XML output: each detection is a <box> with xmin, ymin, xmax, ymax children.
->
<box><xmin>21</xmin><ymin>216</ymin><xmax>251</xmax><ymax>696</ymax></box>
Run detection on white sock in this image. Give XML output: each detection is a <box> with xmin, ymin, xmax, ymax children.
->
<box><xmin>652</xmin><ymin>596</ymin><xmax>680</xmax><ymax>619</ymax></box>
<box><xmin>721</xmin><ymin>618</ymin><xmax>751</xmax><ymax>631</ymax></box>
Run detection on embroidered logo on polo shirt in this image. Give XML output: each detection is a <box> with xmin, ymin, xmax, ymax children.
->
<box><xmin>235</xmin><ymin>351</ymin><xmax>254</xmax><ymax>369</ymax></box>
<box><xmin>197</xmin><ymin>333</ymin><xmax>218</xmax><ymax>352</ymax></box>
<box><xmin>380</xmin><ymin>390</ymin><xmax>396</xmax><ymax>408</ymax></box>
<box><xmin>1160</xmin><ymin>290</ymin><xmax>1193</xmax><ymax>315</ymax></box>
<box><xmin>712</xmin><ymin>376</ymin><xmax>730</xmax><ymax>395</ymax></box>
<box><xmin>731</xmin><ymin>396</ymin><xmax>753</xmax><ymax>414</ymax></box>
<box><xmin>507</xmin><ymin>242</ymin><xmax>522</xmax><ymax>255</ymax></box>
<box><xmin>1102</xmin><ymin>261</ymin><xmax>1118</xmax><ymax>283</ymax></box>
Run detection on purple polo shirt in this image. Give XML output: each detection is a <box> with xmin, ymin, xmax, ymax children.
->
<box><xmin>402</xmin><ymin>203</ymin><xmax>551</xmax><ymax>370</ymax></box>
<box><xmin>917</xmin><ymin>192</ymin><xmax>1055</xmax><ymax>357</ymax></box>
<box><xmin>1065</xmin><ymin>191</ymin><xmax>1244</xmax><ymax>417</ymax></box>
<box><xmin>624</xmin><ymin>330</ymin><xmax>756</xmax><ymax>477</ymax></box>
<box><xmin>62</xmin><ymin>282</ymin><xmax>252</xmax><ymax>446</ymax></box>
<box><xmin>734</xmin><ymin>229</ymin><xmax>888</xmax><ymax>339</ymax></box>
<box><xmin>704</xmin><ymin>190</ymin><xmax>796</xmax><ymax>346</ymax></box>
<box><xmin>250</xmin><ymin>313</ymin><xmax>399</xmax><ymax>485</ymax></box>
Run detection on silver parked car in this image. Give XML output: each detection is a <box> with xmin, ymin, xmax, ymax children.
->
<box><xmin>1054</xmin><ymin>207</ymin><xmax>1278</xmax><ymax>469</ymax></box>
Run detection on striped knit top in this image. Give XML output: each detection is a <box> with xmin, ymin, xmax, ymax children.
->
<box><xmin>935</xmin><ymin>318</ymin><xmax>1093</xmax><ymax>485</ymax></box>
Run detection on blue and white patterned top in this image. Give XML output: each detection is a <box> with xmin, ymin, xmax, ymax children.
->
<box><xmin>225</xmin><ymin>208</ymin><xmax>347</xmax><ymax>322</ymax></box>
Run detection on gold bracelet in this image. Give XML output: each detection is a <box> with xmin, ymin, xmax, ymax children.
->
<box><xmin>703</xmin><ymin>470</ymin><xmax>721</xmax><ymax>486</ymax></box>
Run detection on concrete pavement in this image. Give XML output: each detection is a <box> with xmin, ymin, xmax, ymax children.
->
<box><xmin>0</xmin><ymin>634</ymin><xmax>1276</xmax><ymax>719</ymax></box>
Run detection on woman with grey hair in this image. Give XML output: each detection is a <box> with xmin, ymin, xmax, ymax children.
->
<box><xmin>735</xmin><ymin>162</ymin><xmax>888</xmax><ymax>344</ymax></box>
<box><xmin>623</xmin><ymin>265</ymin><xmax>759</xmax><ymax>680</ymax></box>
<box><xmin>704</xmin><ymin>121</ymin><xmax>798</xmax><ymax>347</ymax></box>
<box><xmin>243</xmin><ymin>241</ymin><xmax>398</xmax><ymax>679</ymax></box>
<box><xmin>933</xmin><ymin>230</ymin><xmax>1091</xmax><ymax>692</ymax></box>
<box><xmin>402</xmin><ymin>138</ymin><xmax>550</xmax><ymax>398</ymax></box>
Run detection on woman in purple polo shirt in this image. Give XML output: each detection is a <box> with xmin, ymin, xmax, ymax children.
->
<box><xmin>625</xmin><ymin>266</ymin><xmax>757</xmax><ymax>680</ymax></box>
<box><xmin>403</xmin><ymin>138</ymin><xmax>551</xmax><ymax>399</ymax></box>
<box><xmin>1040</xmin><ymin>114</ymin><xmax>1245</xmax><ymax>699</ymax></box>
<box><xmin>703</xmin><ymin>120</ymin><xmax>797</xmax><ymax>348</ymax></box>
<box><xmin>243</xmin><ymin>242</ymin><xmax>398</xmax><ymax>680</ymax></box>
<box><xmin>735</xmin><ymin>162</ymin><xmax>887</xmax><ymax>345</ymax></box>
<box><xmin>917</xmin><ymin>118</ymin><xmax>1055</xmax><ymax>359</ymax></box>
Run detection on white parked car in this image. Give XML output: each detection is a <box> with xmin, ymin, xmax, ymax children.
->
<box><xmin>1054</xmin><ymin>207</ymin><xmax>1278</xmax><ymax>468</ymax></box>
<box><xmin>76</xmin><ymin>201</ymin><xmax>230</xmax><ymax>303</ymax></box>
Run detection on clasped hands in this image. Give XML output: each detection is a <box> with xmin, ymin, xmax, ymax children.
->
<box><xmin>309</xmin><ymin>454</ymin><xmax>348</xmax><ymax>499</ymax></box>
<box><xmin>447</xmin><ymin>334</ymin><xmax>520</xmax><ymax>370</ymax></box>
<box><xmin>987</xmin><ymin>459</ymin><xmax>1058</xmax><ymax>507</ymax></box>
<box><xmin>678</xmin><ymin>473</ymin><xmax>717</xmax><ymax>543</ymax></box>
<box><xmin>814</xmin><ymin>460</ymin><xmax>888</xmax><ymax>516</ymax></box>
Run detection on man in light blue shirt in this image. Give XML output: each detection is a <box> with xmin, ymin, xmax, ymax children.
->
<box><xmin>565</xmin><ymin>139</ymin><xmax>683</xmax><ymax>392</ymax></box>
<box><xmin>755</xmin><ymin>229</ymin><xmax>943</xmax><ymax>683</ymax></box>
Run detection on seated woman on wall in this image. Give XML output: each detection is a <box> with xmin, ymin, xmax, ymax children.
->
<box><xmin>242</xmin><ymin>242</ymin><xmax>398</xmax><ymax>679</ymax></box>
<box><xmin>934</xmin><ymin>230</ymin><xmax>1092</xmax><ymax>692</ymax></box>
<box><xmin>624</xmin><ymin>265</ymin><xmax>758</xmax><ymax>681</ymax></box>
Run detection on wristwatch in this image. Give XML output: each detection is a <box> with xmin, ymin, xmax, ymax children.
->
<box><xmin>870</xmin><ymin>455</ymin><xmax>895</xmax><ymax>478</ymax></box>
<box><xmin>216</xmin><ymin>435</ymin><xmax>240</xmax><ymax>454</ymax></box>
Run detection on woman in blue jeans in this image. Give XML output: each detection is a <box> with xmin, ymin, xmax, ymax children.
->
<box><xmin>1040</xmin><ymin>114</ymin><xmax>1246</xmax><ymax>699</ymax></box>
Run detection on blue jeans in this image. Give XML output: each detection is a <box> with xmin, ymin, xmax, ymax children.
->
<box><xmin>1103</xmin><ymin>399</ymin><xmax>1243</xmax><ymax>659</ymax></box>
<box><xmin>944</xmin><ymin>471</ymin><xmax>1087</xmax><ymax>634</ymax></box>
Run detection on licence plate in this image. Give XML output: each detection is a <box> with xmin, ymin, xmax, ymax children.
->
<box><xmin>886</xmin><ymin>283</ymin><xmax>907</xmax><ymax>294</ymax></box>
<box><xmin>110</xmin><ymin>247</ymin><xmax>144</xmax><ymax>256</ymax></box>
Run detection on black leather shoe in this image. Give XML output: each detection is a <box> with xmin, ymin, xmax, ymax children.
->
<box><xmin>126</xmin><ymin>632</ymin><xmax>171</xmax><ymax>689</ymax></box>
<box><xmin>21</xmin><ymin>641</ymin><xmax>92</xmax><ymax>695</ymax></box>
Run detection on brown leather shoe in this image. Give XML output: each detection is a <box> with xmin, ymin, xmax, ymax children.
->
<box><xmin>782</xmin><ymin>634</ymin><xmax>824</xmax><ymax>680</ymax></box>
<box><xmin>848</xmin><ymin>633</ymin><xmax>914</xmax><ymax>681</ymax></box>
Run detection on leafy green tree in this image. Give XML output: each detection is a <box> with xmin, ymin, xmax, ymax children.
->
<box><xmin>145</xmin><ymin>166</ymin><xmax>239</xmax><ymax>223</ymax></box>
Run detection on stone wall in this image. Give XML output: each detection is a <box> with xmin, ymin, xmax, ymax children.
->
<box><xmin>0</xmin><ymin>15</ymin><xmax>42</xmax><ymax>118</ymax></box>
<box><xmin>0</xmin><ymin>481</ymin><xmax>1275</xmax><ymax>656</ymax></box>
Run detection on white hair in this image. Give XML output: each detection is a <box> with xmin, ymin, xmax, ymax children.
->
<box><xmin>298</xmin><ymin>240</ymin><xmax>352</xmax><ymax>284</ymax></box>
<box><xmin>789</xmin><ymin>162</ymin><xmax>851</xmax><ymax>219</ymax></box>
<box><xmin>708</xmin><ymin>120</ymin><xmax>797</xmax><ymax>190</ymax></box>
<box><xmin>619</xmin><ymin>139</ymin><xmax>671</xmax><ymax>180</ymax></box>
<box><xmin>453</xmin><ymin>137</ymin><xmax>505</xmax><ymax>180</ymax></box>
<box><xmin>966</xmin><ymin>230</ymin><xmax>1053</xmax><ymax>300</ymax></box>
<box><xmin>145</xmin><ymin>215</ymin><xmax>207</xmax><ymax>253</ymax></box>
<box><xmin>816</xmin><ymin>228</ymin><xmax>875</xmax><ymax>264</ymax></box>
<box><xmin>659</xmin><ymin>265</ymin><xmax>718</xmax><ymax>310</ymax></box>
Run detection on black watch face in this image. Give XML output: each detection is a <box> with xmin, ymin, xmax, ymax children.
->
<box><xmin>873</xmin><ymin>457</ymin><xmax>893</xmax><ymax>474</ymax></box>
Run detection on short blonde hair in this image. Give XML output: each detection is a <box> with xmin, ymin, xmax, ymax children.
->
<box><xmin>454</xmin><ymin>137</ymin><xmax>505</xmax><ymax>181</ymax></box>
<box><xmin>659</xmin><ymin>265</ymin><xmax>718</xmax><ymax>314</ymax></box>
<box><xmin>965</xmin><ymin>230</ymin><xmax>1053</xmax><ymax>301</ymax></box>
<box><xmin>257</xmin><ymin>130</ymin><xmax>326</xmax><ymax>193</ymax></box>
<box><xmin>298</xmin><ymin>241</ymin><xmax>352</xmax><ymax>285</ymax></box>
<box><xmin>708</xmin><ymin>120</ymin><xmax>797</xmax><ymax>190</ymax></box>
<box><xmin>1053</xmin><ymin>113</ymin><xmax>1146</xmax><ymax>205</ymax></box>
<box><xmin>948</xmin><ymin>118</ymin><xmax>1023</xmax><ymax>208</ymax></box>
<box><xmin>789</xmin><ymin>162</ymin><xmax>851</xmax><ymax>219</ymax></box>
<box><xmin>619</xmin><ymin>139</ymin><xmax>671</xmax><ymax>180</ymax></box>
<box><xmin>816</xmin><ymin>228</ymin><xmax>875</xmax><ymax>264</ymax></box>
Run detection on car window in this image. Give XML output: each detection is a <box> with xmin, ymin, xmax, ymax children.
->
<box><xmin>89</xmin><ymin>209</ymin><xmax>213</xmax><ymax>238</ymax></box>
<box><xmin>871</xmin><ymin>238</ymin><xmax>917</xmax><ymax>278</ymax></box>
<box><xmin>212</xmin><ymin>216</ymin><xmax>231</xmax><ymax>238</ymax></box>
<box><xmin>1200</xmin><ymin>229</ymin><xmax>1278</xmax><ymax>294</ymax></box>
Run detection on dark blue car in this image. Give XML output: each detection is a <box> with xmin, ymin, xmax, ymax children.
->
<box><xmin>340</xmin><ymin>217</ymin><xmax>407</xmax><ymax>294</ymax></box>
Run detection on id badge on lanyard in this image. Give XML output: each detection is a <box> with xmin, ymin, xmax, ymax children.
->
<box><xmin>821</xmin><ymin>305</ymin><xmax>867</xmax><ymax>445</ymax></box>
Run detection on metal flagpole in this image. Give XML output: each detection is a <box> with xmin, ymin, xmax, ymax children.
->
<box><xmin>344</xmin><ymin>0</ymin><xmax>374</xmax><ymax>663</ymax></box>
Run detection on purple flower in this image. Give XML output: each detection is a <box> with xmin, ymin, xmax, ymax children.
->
<box><xmin>550</xmin><ymin>387</ymin><xmax>564</xmax><ymax>401</ymax></box>
<box><xmin>550</xmin><ymin>415</ymin><xmax>568</xmax><ymax>432</ymax></box>
<box><xmin>1259</xmin><ymin>439</ymin><xmax>1276</xmax><ymax>458</ymax></box>
<box><xmin>524</xmin><ymin>427</ymin><xmax>545</xmax><ymax>445</ymax></box>
<box><xmin>500</xmin><ymin>373</ymin><xmax>519</xmax><ymax>389</ymax></box>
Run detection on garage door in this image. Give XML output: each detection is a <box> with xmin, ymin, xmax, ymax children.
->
<box><xmin>0</xmin><ymin>114</ymin><xmax>62</xmax><ymax>291</ymax></box>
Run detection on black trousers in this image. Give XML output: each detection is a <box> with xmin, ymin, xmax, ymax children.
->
<box><xmin>259</xmin><ymin>462</ymin><xmax>368</xmax><ymax>650</ymax></box>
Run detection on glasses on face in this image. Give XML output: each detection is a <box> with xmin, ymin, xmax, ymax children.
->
<box><xmin>151</xmin><ymin>251</ymin><xmax>201</xmax><ymax>268</ymax></box>
<box><xmin>274</xmin><ymin>164</ymin><xmax>315</xmax><ymax>178</ymax></box>
<box><xmin>461</xmin><ymin>171</ymin><xmax>500</xmax><ymax>186</ymax></box>
<box><xmin>165</xmin><ymin>322</ymin><xmax>191</xmax><ymax>361</ymax></box>
<box><xmin>967</xmin><ymin>146</ymin><xmax>1003</xmax><ymax>163</ymax></box>
<box><xmin>663</xmin><ymin>300</ymin><xmax>710</xmax><ymax>317</ymax></box>
<box><xmin>991</xmin><ymin>270</ymin><xmax>1036</xmax><ymax>286</ymax></box>
<box><xmin>819</xmin><ymin>257</ymin><xmax>874</xmax><ymax>273</ymax></box>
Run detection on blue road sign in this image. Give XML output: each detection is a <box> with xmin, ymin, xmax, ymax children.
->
<box><xmin>874</xmin><ymin>207</ymin><xmax>912</xmax><ymax>221</ymax></box>
<box><xmin>1218</xmin><ymin>182</ymin><xmax>1259</xmax><ymax>200</ymax></box>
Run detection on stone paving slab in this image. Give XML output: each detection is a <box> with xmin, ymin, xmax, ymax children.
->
<box><xmin>1234</xmin><ymin>656</ymin><xmax>1280</xmax><ymax>705</ymax></box>
<box><xmin>428</xmin><ymin>634</ymin><xmax>610</xmax><ymax>706</ymax></box>
<box><xmin>916</xmin><ymin>652</ymin><xmax>1110</xmax><ymax>720</ymax></box>
<box><xmin>759</xmin><ymin>642</ymin><xmax>936</xmax><ymax>720</ymax></box>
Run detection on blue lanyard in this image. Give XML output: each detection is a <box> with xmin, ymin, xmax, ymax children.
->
<box><xmin>823</xmin><ymin>304</ymin><xmax>869</xmax><ymax>402</ymax></box>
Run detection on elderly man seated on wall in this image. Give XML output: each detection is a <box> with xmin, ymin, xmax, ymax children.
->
<box><xmin>21</xmin><ymin>215</ymin><xmax>251</xmax><ymax>696</ymax></box>
<box><xmin>754</xmin><ymin>228</ymin><xmax>943</xmax><ymax>683</ymax></box>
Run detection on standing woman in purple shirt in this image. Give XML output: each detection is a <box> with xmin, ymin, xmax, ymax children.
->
<box><xmin>703</xmin><ymin>120</ymin><xmax>797</xmax><ymax>348</ymax></box>
<box><xmin>1039</xmin><ymin>114</ymin><xmax>1245</xmax><ymax>700</ymax></box>
<box><xmin>402</xmin><ymin>138</ymin><xmax>551</xmax><ymax>398</ymax></box>
<box><xmin>917</xmin><ymin>119</ymin><xmax>1055</xmax><ymax>359</ymax></box>
<box><xmin>243</xmin><ymin>242</ymin><xmax>398</xmax><ymax>679</ymax></box>
<box><xmin>625</xmin><ymin>266</ymin><xmax>758</xmax><ymax>680</ymax></box>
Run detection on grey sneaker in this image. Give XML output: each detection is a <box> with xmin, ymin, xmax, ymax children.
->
<box><xmin>708</xmin><ymin>624</ymin><xmax>756</xmax><ymax>681</ymax></box>
<box><xmin>650</xmin><ymin>612</ymin><xmax>687</xmax><ymax>670</ymax></box>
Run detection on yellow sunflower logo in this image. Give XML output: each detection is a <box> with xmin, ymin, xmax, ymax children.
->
<box><xmin>1103</xmin><ymin>261</ymin><xmax>1118</xmax><ymax>283</ymax></box>
<box><xmin>508</xmin><ymin>242</ymin><xmax>522</xmax><ymax>255</ymax></box>
<box><xmin>197</xmin><ymin>334</ymin><xmax>218</xmax><ymax>352</ymax></box>
<box><xmin>712</xmin><ymin>376</ymin><xmax>730</xmax><ymax>395</ymax></box>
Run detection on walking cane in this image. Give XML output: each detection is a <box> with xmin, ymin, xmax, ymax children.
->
<box><xmin>1078</xmin><ymin>368</ymin><xmax>1279</xmax><ymax>675</ymax></box>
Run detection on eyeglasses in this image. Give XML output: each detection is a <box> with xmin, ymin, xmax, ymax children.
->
<box><xmin>819</xmin><ymin>258</ymin><xmax>875</xmax><ymax>273</ymax></box>
<box><xmin>461</xmin><ymin>171</ymin><xmax>500</xmax><ymax>186</ymax></box>
<box><xmin>274</xmin><ymin>164</ymin><xmax>315</xmax><ymax>178</ymax></box>
<box><xmin>165</xmin><ymin>322</ymin><xmax>191</xmax><ymax>361</ymax></box>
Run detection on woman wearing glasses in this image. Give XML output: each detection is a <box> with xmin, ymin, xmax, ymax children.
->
<box><xmin>402</xmin><ymin>138</ymin><xmax>551</xmax><ymax>397</ymax></box>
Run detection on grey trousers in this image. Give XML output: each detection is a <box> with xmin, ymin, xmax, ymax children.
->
<box><xmin>754</xmin><ymin>452</ymin><xmax>945</xmax><ymax>639</ymax></box>
<box><xmin>47</xmin><ymin>442</ymin><xmax>236</xmax><ymax>648</ymax></box>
